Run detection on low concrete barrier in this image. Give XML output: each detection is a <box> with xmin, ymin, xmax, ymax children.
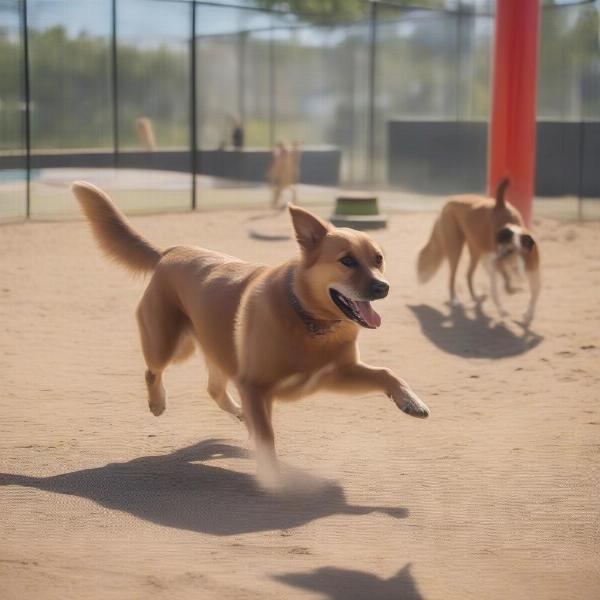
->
<box><xmin>387</xmin><ymin>120</ymin><xmax>600</xmax><ymax>197</ymax></box>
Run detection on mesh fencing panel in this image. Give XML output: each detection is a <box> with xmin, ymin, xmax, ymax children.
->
<box><xmin>0</xmin><ymin>0</ymin><xmax>598</xmax><ymax>219</ymax></box>
<box><xmin>28</xmin><ymin>0</ymin><xmax>112</xmax><ymax>151</ymax></box>
<box><xmin>26</xmin><ymin>0</ymin><xmax>113</xmax><ymax>216</ymax></box>
<box><xmin>0</xmin><ymin>0</ymin><xmax>26</xmax><ymax>218</ymax></box>
<box><xmin>117</xmin><ymin>0</ymin><xmax>190</xmax><ymax>150</ymax></box>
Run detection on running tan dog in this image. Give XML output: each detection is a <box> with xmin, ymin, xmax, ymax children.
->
<box><xmin>266</xmin><ymin>141</ymin><xmax>300</xmax><ymax>209</ymax></box>
<box><xmin>73</xmin><ymin>182</ymin><xmax>429</xmax><ymax>485</ymax></box>
<box><xmin>417</xmin><ymin>178</ymin><xmax>541</xmax><ymax>325</ymax></box>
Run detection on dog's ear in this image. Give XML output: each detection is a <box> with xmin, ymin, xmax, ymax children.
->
<box><xmin>521</xmin><ymin>233</ymin><xmax>535</xmax><ymax>251</ymax></box>
<box><xmin>289</xmin><ymin>205</ymin><xmax>330</xmax><ymax>252</ymax></box>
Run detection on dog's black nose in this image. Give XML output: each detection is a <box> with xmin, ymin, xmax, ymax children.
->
<box><xmin>370</xmin><ymin>280</ymin><xmax>389</xmax><ymax>299</ymax></box>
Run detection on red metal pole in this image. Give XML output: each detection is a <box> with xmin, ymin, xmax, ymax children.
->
<box><xmin>487</xmin><ymin>0</ymin><xmax>540</xmax><ymax>227</ymax></box>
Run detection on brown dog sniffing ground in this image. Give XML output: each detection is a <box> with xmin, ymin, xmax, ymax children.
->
<box><xmin>72</xmin><ymin>182</ymin><xmax>430</xmax><ymax>486</ymax></box>
<box><xmin>417</xmin><ymin>178</ymin><xmax>541</xmax><ymax>325</ymax></box>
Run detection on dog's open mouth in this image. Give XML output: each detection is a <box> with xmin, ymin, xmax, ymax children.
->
<box><xmin>329</xmin><ymin>288</ymin><xmax>381</xmax><ymax>329</ymax></box>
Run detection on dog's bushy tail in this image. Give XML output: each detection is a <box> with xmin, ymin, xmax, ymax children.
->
<box><xmin>72</xmin><ymin>181</ymin><xmax>162</xmax><ymax>274</ymax></box>
<box><xmin>417</xmin><ymin>219</ymin><xmax>444</xmax><ymax>284</ymax></box>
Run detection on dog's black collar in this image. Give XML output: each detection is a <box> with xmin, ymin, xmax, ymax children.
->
<box><xmin>286</xmin><ymin>267</ymin><xmax>340</xmax><ymax>337</ymax></box>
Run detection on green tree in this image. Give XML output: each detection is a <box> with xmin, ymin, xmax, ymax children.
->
<box><xmin>255</xmin><ymin>0</ymin><xmax>445</xmax><ymax>23</ymax></box>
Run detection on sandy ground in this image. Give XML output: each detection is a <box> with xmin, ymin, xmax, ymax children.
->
<box><xmin>1</xmin><ymin>205</ymin><xmax>599</xmax><ymax>600</ymax></box>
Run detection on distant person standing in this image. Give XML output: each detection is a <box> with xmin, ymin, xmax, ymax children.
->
<box><xmin>228</xmin><ymin>115</ymin><xmax>244</xmax><ymax>149</ymax></box>
<box><xmin>232</xmin><ymin>121</ymin><xmax>244</xmax><ymax>149</ymax></box>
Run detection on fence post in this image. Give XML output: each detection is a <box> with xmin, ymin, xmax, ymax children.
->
<box><xmin>367</xmin><ymin>0</ymin><xmax>378</xmax><ymax>185</ymax></box>
<box><xmin>191</xmin><ymin>0</ymin><xmax>197</xmax><ymax>210</ymax></box>
<box><xmin>111</xmin><ymin>0</ymin><xmax>119</xmax><ymax>168</ymax></box>
<box><xmin>21</xmin><ymin>0</ymin><xmax>31</xmax><ymax>218</ymax></box>
<box><xmin>238</xmin><ymin>30</ymin><xmax>246</xmax><ymax>124</ymax></box>
<box><xmin>268</xmin><ymin>24</ymin><xmax>275</xmax><ymax>147</ymax></box>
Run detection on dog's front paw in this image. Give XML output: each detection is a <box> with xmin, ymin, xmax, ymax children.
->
<box><xmin>522</xmin><ymin>308</ymin><xmax>534</xmax><ymax>326</ymax></box>
<box><xmin>389</xmin><ymin>385</ymin><xmax>430</xmax><ymax>419</ymax></box>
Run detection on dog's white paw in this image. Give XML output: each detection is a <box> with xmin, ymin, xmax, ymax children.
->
<box><xmin>389</xmin><ymin>386</ymin><xmax>430</xmax><ymax>419</ymax></box>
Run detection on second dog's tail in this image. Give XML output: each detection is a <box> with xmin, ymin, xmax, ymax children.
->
<box><xmin>72</xmin><ymin>181</ymin><xmax>162</xmax><ymax>274</ymax></box>
<box><xmin>494</xmin><ymin>177</ymin><xmax>510</xmax><ymax>208</ymax></box>
<box><xmin>417</xmin><ymin>219</ymin><xmax>444</xmax><ymax>284</ymax></box>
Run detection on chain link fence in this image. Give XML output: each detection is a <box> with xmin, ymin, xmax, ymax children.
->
<box><xmin>0</xmin><ymin>0</ymin><xmax>598</xmax><ymax>220</ymax></box>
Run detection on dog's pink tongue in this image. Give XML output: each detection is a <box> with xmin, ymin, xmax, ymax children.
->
<box><xmin>355</xmin><ymin>301</ymin><xmax>381</xmax><ymax>328</ymax></box>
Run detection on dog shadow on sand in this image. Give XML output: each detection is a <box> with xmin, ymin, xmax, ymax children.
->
<box><xmin>408</xmin><ymin>301</ymin><xmax>543</xmax><ymax>359</ymax></box>
<box><xmin>0</xmin><ymin>439</ymin><xmax>407</xmax><ymax>536</ymax></box>
<box><xmin>273</xmin><ymin>562</ymin><xmax>424</xmax><ymax>600</ymax></box>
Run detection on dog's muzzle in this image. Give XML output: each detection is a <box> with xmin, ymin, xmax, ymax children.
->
<box><xmin>496</xmin><ymin>247</ymin><xmax>517</xmax><ymax>261</ymax></box>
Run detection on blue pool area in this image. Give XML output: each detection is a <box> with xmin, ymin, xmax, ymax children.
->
<box><xmin>0</xmin><ymin>169</ymin><xmax>41</xmax><ymax>182</ymax></box>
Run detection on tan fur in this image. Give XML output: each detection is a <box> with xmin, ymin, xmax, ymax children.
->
<box><xmin>417</xmin><ymin>178</ymin><xmax>541</xmax><ymax>324</ymax></box>
<box><xmin>267</xmin><ymin>141</ymin><xmax>300</xmax><ymax>209</ymax></box>
<box><xmin>72</xmin><ymin>181</ymin><xmax>429</xmax><ymax>486</ymax></box>
<box><xmin>74</xmin><ymin>183</ymin><xmax>161</xmax><ymax>273</ymax></box>
<box><xmin>136</xmin><ymin>117</ymin><xmax>156</xmax><ymax>151</ymax></box>
<box><xmin>417</xmin><ymin>218</ymin><xmax>444</xmax><ymax>284</ymax></box>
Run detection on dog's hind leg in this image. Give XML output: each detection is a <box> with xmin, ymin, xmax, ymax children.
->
<box><xmin>136</xmin><ymin>284</ymin><xmax>185</xmax><ymax>416</ymax></box>
<box><xmin>143</xmin><ymin>368</ymin><xmax>166</xmax><ymax>416</ymax></box>
<box><xmin>466</xmin><ymin>246</ymin><xmax>480</xmax><ymax>301</ymax></box>
<box><xmin>206</xmin><ymin>361</ymin><xmax>244</xmax><ymax>421</ymax></box>
<box><xmin>172</xmin><ymin>333</ymin><xmax>196</xmax><ymax>363</ymax></box>
<box><xmin>271</xmin><ymin>184</ymin><xmax>283</xmax><ymax>209</ymax></box>
<box><xmin>445</xmin><ymin>234</ymin><xmax>464</xmax><ymax>306</ymax></box>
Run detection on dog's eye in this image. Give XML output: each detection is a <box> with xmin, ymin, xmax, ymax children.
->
<box><xmin>339</xmin><ymin>255</ymin><xmax>358</xmax><ymax>268</ymax></box>
<box><xmin>374</xmin><ymin>253</ymin><xmax>383</xmax><ymax>267</ymax></box>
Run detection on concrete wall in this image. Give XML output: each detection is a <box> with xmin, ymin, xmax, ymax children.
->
<box><xmin>0</xmin><ymin>147</ymin><xmax>342</xmax><ymax>187</ymax></box>
<box><xmin>388</xmin><ymin>120</ymin><xmax>600</xmax><ymax>197</ymax></box>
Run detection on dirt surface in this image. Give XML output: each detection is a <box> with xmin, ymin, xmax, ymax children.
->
<box><xmin>1</xmin><ymin>206</ymin><xmax>599</xmax><ymax>599</ymax></box>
